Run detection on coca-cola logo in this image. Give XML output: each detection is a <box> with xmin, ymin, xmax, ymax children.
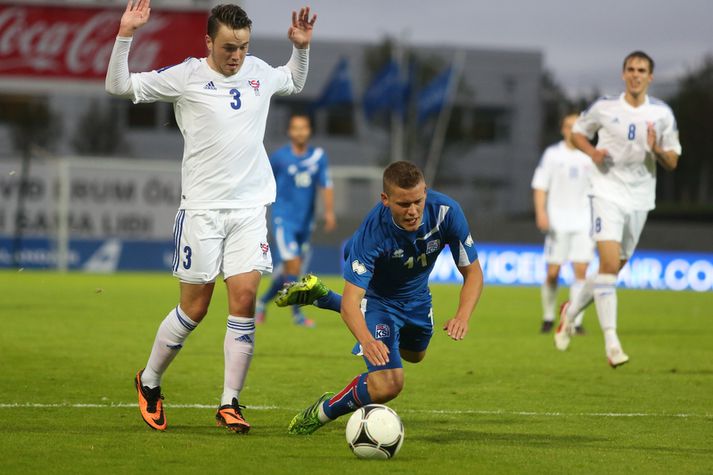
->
<box><xmin>0</xmin><ymin>6</ymin><xmax>186</xmax><ymax>78</ymax></box>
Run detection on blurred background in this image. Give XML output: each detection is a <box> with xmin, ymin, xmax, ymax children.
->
<box><xmin>1</xmin><ymin>0</ymin><xmax>712</xmax><ymax>290</ymax></box>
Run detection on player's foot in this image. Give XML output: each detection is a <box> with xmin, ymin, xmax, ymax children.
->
<box><xmin>293</xmin><ymin>311</ymin><xmax>316</xmax><ymax>328</ymax></box>
<box><xmin>575</xmin><ymin>325</ymin><xmax>586</xmax><ymax>335</ymax></box>
<box><xmin>554</xmin><ymin>301</ymin><xmax>574</xmax><ymax>351</ymax></box>
<box><xmin>540</xmin><ymin>321</ymin><xmax>554</xmax><ymax>333</ymax></box>
<box><xmin>275</xmin><ymin>274</ymin><xmax>329</xmax><ymax>307</ymax></box>
<box><xmin>134</xmin><ymin>369</ymin><xmax>167</xmax><ymax>431</ymax></box>
<box><xmin>607</xmin><ymin>347</ymin><xmax>630</xmax><ymax>369</ymax></box>
<box><xmin>288</xmin><ymin>392</ymin><xmax>334</xmax><ymax>435</ymax></box>
<box><xmin>216</xmin><ymin>397</ymin><xmax>251</xmax><ymax>434</ymax></box>
<box><xmin>255</xmin><ymin>301</ymin><xmax>266</xmax><ymax>325</ymax></box>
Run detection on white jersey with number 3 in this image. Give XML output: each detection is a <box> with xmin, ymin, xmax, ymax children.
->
<box><xmin>573</xmin><ymin>93</ymin><xmax>681</xmax><ymax>211</ymax></box>
<box><xmin>129</xmin><ymin>55</ymin><xmax>296</xmax><ymax>210</ymax></box>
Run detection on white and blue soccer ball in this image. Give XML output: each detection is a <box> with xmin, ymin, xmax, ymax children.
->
<box><xmin>345</xmin><ymin>404</ymin><xmax>404</xmax><ymax>460</ymax></box>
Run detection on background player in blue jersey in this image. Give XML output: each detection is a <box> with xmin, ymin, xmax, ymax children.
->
<box><xmin>256</xmin><ymin>113</ymin><xmax>335</xmax><ymax>327</ymax></box>
<box><xmin>278</xmin><ymin>161</ymin><xmax>484</xmax><ymax>435</ymax></box>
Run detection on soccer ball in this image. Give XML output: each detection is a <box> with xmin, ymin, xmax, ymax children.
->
<box><xmin>345</xmin><ymin>404</ymin><xmax>404</xmax><ymax>459</ymax></box>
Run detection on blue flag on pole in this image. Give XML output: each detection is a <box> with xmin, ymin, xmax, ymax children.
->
<box><xmin>363</xmin><ymin>60</ymin><xmax>409</xmax><ymax>120</ymax></box>
<box><xmin>312</xmin><ymin>57</ymin><xmax>354</xmax><ymax>109</ymax></box>
<box><xmin>417</xmin><ymin>66</ymin><xmax>454</xmax><ymax>123</ymax></box>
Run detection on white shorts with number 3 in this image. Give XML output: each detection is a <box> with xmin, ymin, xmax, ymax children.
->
<box><xmin>171</xmin><ymin>207</ymin><xmax>273</xmax><ymax>283</ymax></box>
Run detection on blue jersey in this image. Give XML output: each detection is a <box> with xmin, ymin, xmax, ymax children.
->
<box><xmin>270</xmin><ymin>145</ymin><xmax>332</xmax><ymax>230</ymax></box>
<box><xmin>343</xmin><ymin>190</ymin><xmax>478</xmax><ymax>303</ymax></box>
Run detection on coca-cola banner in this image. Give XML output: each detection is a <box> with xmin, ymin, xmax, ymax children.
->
<box><xmin>0</xmin><ymin>4</ymin><xmax>207</xmax><ymax>80</ymax></box>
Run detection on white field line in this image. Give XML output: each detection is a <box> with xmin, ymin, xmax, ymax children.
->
<box><xmin>0</xmin><ymin>403</ymin><xmax>710</xmax><ymax>419</ymax></box>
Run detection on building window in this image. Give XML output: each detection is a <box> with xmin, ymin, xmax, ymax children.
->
<box><xmin>446</xmin><ymin>106</ymin><xmax>511</xmax><ymax>143</ymax></box>
<box><xmin>325</xmin><ymin>104</ymin><xmax>356</xmax><ymax>136</ymax></box>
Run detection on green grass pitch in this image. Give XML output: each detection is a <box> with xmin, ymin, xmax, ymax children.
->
<box><xmin>0</xmin><ymin>270</ymin><xmax>711</xmax><ymax>474</ymax></box>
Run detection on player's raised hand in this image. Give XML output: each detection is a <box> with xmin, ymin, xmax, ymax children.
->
<box><xmin>646</xmin><ymin>122</ymin><xmax>659</xmax><ymax>153</ymax></box>
<box><xmin>443</xmin><ymin>317</ymin><xmax>469</xmax><ymax>341</ymax></box>
<box><xmin>287</xmin><ymin>7</ymin><xmax>317</xmax><ymax>49</ymax></box>
<box><xmin>119</xmin><ymin>0</ymin><xmax>151</xmax><ymax>37</ymax></box>
<box><xmin>361</xmin><ymin>339</ymin><xmax>390</xmax><ymax>367</ymax></box>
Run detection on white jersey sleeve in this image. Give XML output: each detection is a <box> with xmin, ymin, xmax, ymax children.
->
<box><xmin>130</xmin><ymin>59</ymin><xmax>192</xmax><ymax>104</ymax></box>
<box><xmin>656</xmin><ymin>107</ymin><xmax>682</xmax><ymax>155</ymax></box>
<box><xmin>572</xmin><ymin>101</ymin><xmax>603</xmax><ymax>139</ymax></box>
<box><xmin>531</xmin><ymin>147</ymin><xmax>554</xmax><ymax>191</ymax></box>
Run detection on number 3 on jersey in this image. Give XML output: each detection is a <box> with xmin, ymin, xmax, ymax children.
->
<box><xmin>229</xmin><ymin>88</ymin><xmax>242</xmax><ymax>110</ymax></box>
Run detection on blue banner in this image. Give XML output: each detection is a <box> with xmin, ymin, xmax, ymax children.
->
<box><xmin>416</xmin><ymin>66</ymin><xmax>453</xmax><ymax>123</ymax></box>
<box><xmin>312</xmin><ymin>57</ymin><xmax>353</xmax><ymax>109</ymax></box>
<box><xmin>362</xmin><ymin>59</ymin><xmax>409</xmax><ymax>120</ymax></box>
<box><xmin>428</xmin><ymin>243</ymin><xmax>713</xmax><ymax>292</ymax></box>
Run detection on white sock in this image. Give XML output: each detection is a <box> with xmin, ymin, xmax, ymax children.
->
<box><xmin>142</xmin><ymin>305</ymin><xmax>198</xmax><ymax>388</ymax></box>
<box><xmin>222</xmin><ymin>316</ymin><xmax>255</xmax><ymax>406</ymax></box>
<box><xmin>566</xmin><ymin>278</ymin><xmax>594</xmax><ymax>323</ymax></box>
<box><xmin>570</xmin><ymin>279</ymin><xmax>586</xmax><ymax>327</ymax></box>
<box><xmin>541</xmin><ymin>282</ymin><xmax>557</xmax><ymax>322</ymax></box>
<box><xmin>593</xmin><ymin>274</ymin><xmax>621</xmax><ymax>350</ymax></box>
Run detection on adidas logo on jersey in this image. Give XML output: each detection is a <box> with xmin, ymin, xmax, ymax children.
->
<box><xmin>204</xmin><ymin>81</ymin><xmax>217</xmax><ymax>90</ymax></box>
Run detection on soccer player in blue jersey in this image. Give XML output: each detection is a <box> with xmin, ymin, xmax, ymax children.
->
<box><xmin>256</xmin><ymin>113</ymin><xmax>335</xmax><ymax>327</ymax></box>
<box><xmin>278</xmin><ymin>161</ymin><xmax>484</xmax><ymax>434</ymax></box>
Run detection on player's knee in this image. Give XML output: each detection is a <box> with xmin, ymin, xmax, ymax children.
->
<box><xmin>368</xmin><ymin>373</ymin><xmax>404</xmax><ymax>403</ymax></box>
<box><xmin>180</xmin><ymin>302</ymin><xmax>209</xmax><ymax>321</ymax></box>
<box><xmin>230</xmin><ymin>290</ymin><xmax>258</xmax><ymax>315</ymax></box>
<box><xmin>400</xmin><ymin>349</ymin><xmax>426</xmax><ymax>363</ymax></box>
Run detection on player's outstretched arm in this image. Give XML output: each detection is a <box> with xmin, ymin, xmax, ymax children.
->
<box><xmin>341</xmin><ymin>281</ymin><xmax>390</xmax><ymax>366</ymax></box>
<box><xmin>443</xmin><ymin>260</ymin><xmax>483</xmax><ymax>341</ymax></box>
<box><xmin>118</xmin><ymin>0</ymin><xmax>151</xmax><ymax>37</ymax></box>
<box><xmin>287</xmin><ymin>7</ymin><xmax>317</xmax><ymax>49</ymax></box>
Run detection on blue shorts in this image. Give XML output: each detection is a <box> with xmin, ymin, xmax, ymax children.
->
<box><xmin>272</xmin><ymin>217</ymin><xmax>312</xmax><ymax>261</ymax></box>
<box><xmin>354</xmin><ymin>295</ymin><xmax>434</xmax><ymax>372</ymax></box>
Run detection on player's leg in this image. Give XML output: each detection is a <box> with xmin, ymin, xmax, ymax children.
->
<box><xmin>571</xmin><ymin>261</ymin><xmax>589</xmax><ymax>333</ymax></box>
<box><xmin>289</xmin><ymin>300</ymin><xmax>406</xmax><ymax>435</ymax></box>
<box><xmin>594</xmin><ymin>240</ymin><xmax>628</xmax><ymax>366</ymax></box>
<box><xmin>218</xmin><ymin>206</ymin><xmax>272</xmax><ymax>433</ymax></box>
<box><xmin>256</xmin><ymin>222</ymin><xmax>298</xmax><ymax>323</ymax></box>
<box><xmin>136</xmin><ymin>210</ymin><xmax>222</xmax><ymax>430</ymax></box>
<box><xmin>541</xmin><ymin>232</ymin><xmax>564</xmax><ymax>333</ymax></box>
<box><xmin>283</xmin><ymin>253</ymin><xmax>316</xmax><ymax>327</ymax></box>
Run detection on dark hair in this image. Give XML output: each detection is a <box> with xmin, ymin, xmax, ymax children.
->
<box><xmin>383</xmin><ymin>161</ymin><xmax>425</xmax><ymax>193</ymax></box>
<box><xmin>289</xmin><ymin>112</ymin><xmax>312</xmax><ymax>127</ymax></box>
<box><xmin>623</xmin><ymin>51</ymin><xmax>655</xmax><ymax>73</ymax></box>
<box><xmin>207</xmin><ymin>4</ymin><xmax>252</xmax><ymax>39</ymax></box>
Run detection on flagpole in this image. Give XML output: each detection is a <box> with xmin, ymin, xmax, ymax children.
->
<box><xmin>423</xmin><ymin>50</ymin><xmax>466</xmax><ymax>185</ymax></box>
<box><xmin>390</xmin><ymin>37</ymin><xmax>405</xmax><ymax>163</ymax></box>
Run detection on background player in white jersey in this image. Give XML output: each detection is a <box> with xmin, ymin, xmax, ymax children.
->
<box><xmin>256</xmin><ymin>113</ymin><xmax>335</xmax><ymax>327</ymax></box>
<box><xmin>555</xmin><ymin>51</ymin><xmax>681</xmax><ymax>367</ymax></box>
<box><xmin>105</xmin><ymin>0</ymin><xmax>317</xmax><ymax>433</ymax></box>
<box><xmin>532</xmin><ymin>113</ymin><xmax>595</xmax><ymax>334</ymax></box>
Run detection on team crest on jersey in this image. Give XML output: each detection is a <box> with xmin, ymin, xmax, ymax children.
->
<box><xmin>426</xmin><ymin>239</ymin><xmax>440</xmax><ymax>254</ymax></box>
<box><xmin>260</xmin><ymin>242</ymin><xmax>270</xmax><ymax>257</ymax></box>
<box><xmin>392</xmin><ymin>249</ymin><xmax>404</xmax><ymax>258</ymax></box>
<box><xmin>375</xmin><ymin>324</ymin><xmax>390</xmax><ymax>339</ymax></box>
<box><xmin>248</xmin><ymin>79</ymin><xmax>260</xmax><ymax>96</ymax></box>
<box><xmin>351</xmin><ymin>260</ymin><xmax>367</xmax><ymax>275</ymax></box>
<box><xmin>465</xmin><ymin>234</ymin><xmax>474</xmax><ymax>247</ymax></box>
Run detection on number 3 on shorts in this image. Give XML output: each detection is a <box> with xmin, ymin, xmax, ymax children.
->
<box><xmin>182</xmin><ymin>245</ymin><xmax>192</xmax><ymax>269</ymax></box>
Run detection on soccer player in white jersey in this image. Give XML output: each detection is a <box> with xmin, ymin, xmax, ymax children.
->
<box><xmin>555</xmin><ymin>51</ymin><xmax>681</xmax><ymax>367</ymax></box>
<box><xmin>532</xmin><ymin>113</ymin><xmax>595</xmax><ymax>334</ymax></box>
<box><xmin>105</xmin><ymin>0</ymin><xmax>317</xmax><ymax>433</ymax></box>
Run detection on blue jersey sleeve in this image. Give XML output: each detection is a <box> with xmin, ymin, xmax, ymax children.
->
<box><xmin>342</xmin><ymin>216</ymin><xmax>384</xmax><ymax>290</ymax></box>
<box><xmin>444</xmin><ymin>200</ymin><xmax>478</xmax><ymax>267</ymax></box>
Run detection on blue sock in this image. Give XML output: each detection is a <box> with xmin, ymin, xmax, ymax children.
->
<box><xmin>315</xmin><ymin>290</ymin><xmax>342</xmax><ymax>313</ymax></box>
<box><xmin>322</xmin><ymin>373</ymin><xmax>372</xmax><ymax>420</ymax></box>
